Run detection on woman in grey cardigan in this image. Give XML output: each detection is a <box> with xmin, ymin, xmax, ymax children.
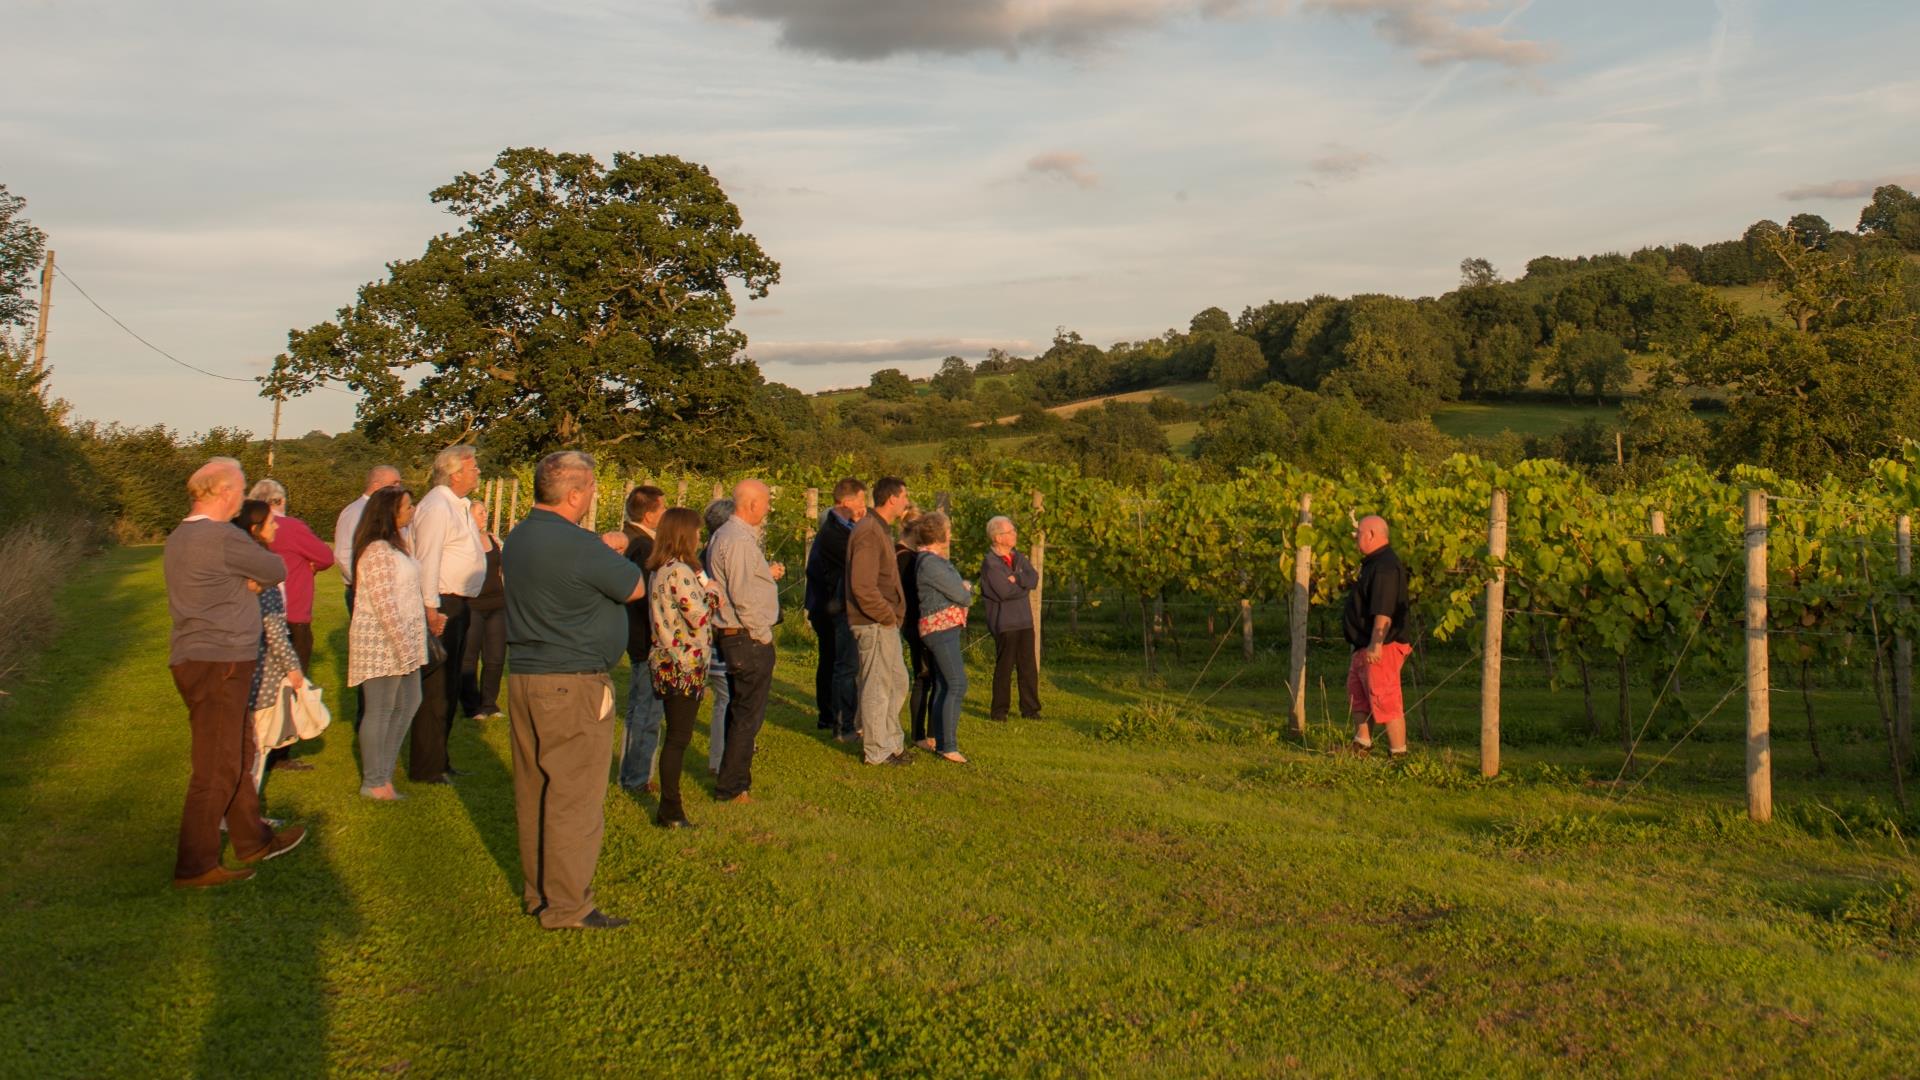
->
<box><xmin>912</xmin><ymin>513</ymin><xmax>973</xmax><ymax>762</ymax></box>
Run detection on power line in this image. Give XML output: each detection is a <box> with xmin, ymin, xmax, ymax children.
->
<box><xmin>51</xmin><ymin>264</ymin><xmax>354</xmax><ymax>395</ymax></box>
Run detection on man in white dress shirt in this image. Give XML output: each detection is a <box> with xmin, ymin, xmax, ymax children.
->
<box><xmin>333</xmin><ymin>464</ymin><xmax>402</xmax><ymax>611</ymax></box>
<box><xmin>408</xmin><ymin>445</ymin><xmax>486</xmax><ymax>784</ymax></box>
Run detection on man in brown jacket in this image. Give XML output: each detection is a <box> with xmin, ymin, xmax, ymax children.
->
<box><xmin>846</xmin><ymin>476</ymin><xmax>913</xmax><ymax>766</ymax></box>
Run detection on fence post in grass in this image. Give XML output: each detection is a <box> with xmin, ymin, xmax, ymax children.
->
<box><xmin>1241</xmin><ymin>598</ymin><xmax>1255</xmax><ymax>661</ymax></box>
<box><xmin>1030</xmin><ymin>490</ymin><xmax>1046</xmax><ymax>669</ymax></box>
<box><xmin>588</xmin><ymin>485</ymin><xmax>600</xmax><ymax>532</ymax></box>
<box><xmin>1481</xmin><ymin>489</ymin><xmax>1508</xmax><ymax>778</ymax></box>
<box><xmin>1745</xmin><ymin>489</ymin><xmax>1772</xmax><ymax>822</ymax></box>
<box><xmin>1898</xmin><ymin>513</ymin><xmax>1913</xmax><ymax>765</ymax></box>
<box><xmin>804</xmin><ymin>487</ymin><xmax>819</xmax><ymax>565</ymax></box>
<box><xmin>509</xmin><ymin>478</ymin><xmax>520</xmax><ymax>526</ymax></box>
<box><xmin>1288</xmin><ymin>494</ymin><xmax>1313</xmax><ymax>738</ymax></box>
<box><xmin>936</xmin><ymin>491</ymin><xmax>951</xmax><ymax>515</ymax></box>
<box><xmin>676</xmin><ymin>477</ymin><xmax>688</xmax><ymax>505</ymax></box>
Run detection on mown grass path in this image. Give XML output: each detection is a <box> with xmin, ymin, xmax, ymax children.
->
<box><xmin>2</xmin><ymin>548</ymin><xmax>1916</xmax><ymax>1077</ymax></box>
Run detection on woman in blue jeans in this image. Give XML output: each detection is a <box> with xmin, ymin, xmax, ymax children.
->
<box><xmin>912</xmin><ymin>513</ymin><xmax>973</xmax><ymax>763</ymax></box>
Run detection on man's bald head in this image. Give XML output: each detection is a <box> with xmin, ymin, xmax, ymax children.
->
<box><xmin>1356</xmin><ymin>515</ymin><xmax>1390</xmax><ymax>556</ymax></box>
<box><xmin>187</xmin><ymin>457</ymin><xmax>246</xmax><ymax>519</ymax></box>
<box><xmin>365</xmin><ymin>465</ymin><xmax>401</xmax><ymax>494</ymax></box>
<box><xmin>733</xmin><ymin>479</ymin><xmax>770</xmax><ymax>527</ymax></box>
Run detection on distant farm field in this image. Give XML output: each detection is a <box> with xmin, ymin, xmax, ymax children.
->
<box><xmin>1431</xmin><ymin>400</ymin><xmax>1619</xmax><ymax>440</ymax></box>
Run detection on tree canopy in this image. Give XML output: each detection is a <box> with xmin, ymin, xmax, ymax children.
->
<box><xmin>0</xmin><ymin>185</ymin><xmax>47</xmax><ymax>331</ymax></box>
<box><xmin>272</xmin><ymin>148</ymin><xmax>782</xmax><ymax>467</ymax></box>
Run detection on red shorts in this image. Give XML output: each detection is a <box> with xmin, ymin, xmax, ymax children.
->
<box><xmin>1347</xmin><ymin>643</ymin><xmax>1412</xmax><ymax>721</ymax></box>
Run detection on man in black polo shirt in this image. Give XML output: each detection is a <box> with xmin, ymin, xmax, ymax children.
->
<box><xmin>503</xmin><ymin>451</ymin><xmax>645</xmax><ymax>931</ymax></box>
<box><xmin>1344</xmin><ymin>514</ymin><xmax>1412</xmax><ymax>757</ymax></box>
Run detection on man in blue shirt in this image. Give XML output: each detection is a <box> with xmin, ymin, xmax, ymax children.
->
<box><xmin>503</xmin><ymin>451</ymin><xmax>644</xmax><ymax>931</ymax></box>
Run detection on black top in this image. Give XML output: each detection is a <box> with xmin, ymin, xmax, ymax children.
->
<box><xmin>896</xmin><ymin>543</ymin><xmax>922</xmax><ymax>641</ymax></box>
<box><xmin>1343</xmin><ymin>545</ymin><xmax>1410</xmax><ymax>649</ymax></box>
<box><xmin>804</xmin><ymin>510</ymin><xmax>855</xmax><ymax>615</ymax></box>
<box><xmin>469</xmin><ymin>537</ymin><xmax>505</xmax><ymax>613</ymax></box>
<box><xmin>624</xmin><ymin>524</ymin><xmax>656</xmax><ymax>662</ymax></box>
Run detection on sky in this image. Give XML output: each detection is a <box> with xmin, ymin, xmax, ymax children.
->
<box><xmin>7</xmin><ymin>0</ymin><xmax>1918</xmax><ymax>437</ymax></box>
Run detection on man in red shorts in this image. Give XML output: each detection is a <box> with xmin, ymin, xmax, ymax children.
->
<box><xmin>1345</xmin><ymin>514</ymin><xmax>1412</xmax><ymax>757</ymax></box>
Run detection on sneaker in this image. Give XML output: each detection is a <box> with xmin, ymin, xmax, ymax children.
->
<box><xmin>880</xmin><ymin>752</ymin><xmax>913</xmax><ymax>766</ymax></box>
<box><xmin>236</xmin><ymin>824</ymin><xmax>307</xmax><ymax>865</ymax></box>
<box><xmin>271</xmin><ymin>758</ymin><xmax>315</xmax><ymax>772</ymax></box>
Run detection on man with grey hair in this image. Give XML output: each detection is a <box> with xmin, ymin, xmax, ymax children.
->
<box><xmin>980</xmin><ymin>514</ymin><xmax>1042</xmax><ymax>722</ymax></box>
<box><xmin>707</xmin><ymin>479</ymin><xmax>780</xmax><ymax>802</ymax></box>
<box><xmin>165</xmin><ymin>457</ymin><xmax>305</xmax><ymax>888</ymax></box>
<box><xmin>408</xmin><ymin>444</ymin><xmax>485</xmax><ymax>784</ymax></box>
<box><xmin>503</xmin><ymin>450</ymin><xmax>645</xmax><ymax>930</ymax></box>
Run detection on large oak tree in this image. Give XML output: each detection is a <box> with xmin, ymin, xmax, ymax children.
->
<box><xmin>273</xmin><ymin>148</ymin><xmax>781</xmax><ymax>466</ymax></box>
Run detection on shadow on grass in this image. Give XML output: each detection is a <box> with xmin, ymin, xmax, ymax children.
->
<box><xmin>0</xmin><ymin>548</ymin><xmax>363</xmax><ymax>1075</ymax></box>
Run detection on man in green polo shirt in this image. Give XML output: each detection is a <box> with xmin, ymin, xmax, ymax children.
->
<box><xmin>503</xmin><ymin>450</ymin><xmax>645</xmax><ymax>931</ymax></box>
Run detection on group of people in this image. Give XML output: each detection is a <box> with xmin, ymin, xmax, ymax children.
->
<box><xmin>162</xmin><ymin>445</ymin><xmax>1416</xmax><ymax>927</ymax></box>
<box><xmin>158</xmin><ymin>451</ymin><xmax>1052</xmax><ymax>929</ymax></box>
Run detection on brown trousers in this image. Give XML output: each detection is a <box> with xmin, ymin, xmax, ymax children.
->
<box><xmin>171</xmin><ymin>659</ymin><xmax>273</xmax><ymax>878</ymax></box>
<box><xmin>508</xmin><ymin>672</ymin><xmax>615</xmax><ymax>929</ymax></box>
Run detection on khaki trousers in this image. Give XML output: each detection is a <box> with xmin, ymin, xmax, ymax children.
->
<box><xmin>508</xmin><ymin>672</ymin><xmax>615</xmax><ymax>929</ymax></box>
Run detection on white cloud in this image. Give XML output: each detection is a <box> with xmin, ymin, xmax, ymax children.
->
<box><xmin>706</xmin><ymin>0</ymin><xmax>1243</xmax><ymax>60</ymax></box>
<box><xmin>1025</xmin><ymin>151</ymin><xmax>1101</xmax><ymax>188</ymax></box>
<box><xmin>752</xmin><ymin>337</ymin><xmax>1036</xmax><ymax>366</ymax></box>
<box><xmin>1306</xmin><ymin>0</ymin><xmax>1551</xmax><ymax>69</ymax></box>
<box><xmin>1779</xmin><ymin>174</ymin><xmax>1920</xmax><ymax>202</ymax></box>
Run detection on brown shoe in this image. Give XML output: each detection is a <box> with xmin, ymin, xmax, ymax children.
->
<box><xmin>719</xmin><ymin>792</ymin><xmax>752</xmax><ymax>805</ymax></box>
<box><xmin>236</xmin><ymin>824</ymin><xmax>308</xmax><ymax>865</ymax></box>
<box><xmin>173</xmin><ymin>865</ymin><xmax>256</xmax><ymax>889</ymax></box>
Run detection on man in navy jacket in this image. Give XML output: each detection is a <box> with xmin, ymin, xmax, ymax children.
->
<box><xmin>804</xmin><ymin>478</ymin><xmax>865</xmax><ymax>739</ymax></box>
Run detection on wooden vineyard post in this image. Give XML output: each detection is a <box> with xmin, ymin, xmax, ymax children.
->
<box><xmin>1030</xmin><ymin>490</ymin><xmax>1045</xmax><ymax>669</ymax></box>
<box><xmin>1899</xmin><ymin>514</ymin><xmax>1913</xmax><ymax>765</ymax></box>
<box><xmin>490</xmin><ymin>479</ymin><xmax>503</xmax><ymax>534</ymax></box>
<box><xmin>588</xmin><ymin>484</ymin><xmax>600</xmax><ymax>532</ymax></box>
<box><xmin>804</xmin><ymin>487</ymin><xmax>820</xmax><ymax>567</ymax></box>
<box><xmin>1745</xmin><ymin>490</ymin><xmax>1772</xmax><ymax>822</ymax></box>
<box><xmin>1288</xmin><ymin>494</ymin><xmax>1313</xmax><ymax>737</ymax></box>
<box><xmin>936</xmin><ymin>491</ymin><xmax>951</xmax><ymax>515</ymax></box>
<box><xmin>676</xmin><ymin>477</ymin><xmax>689</xmax><ymax>505</ymax></box>
<box><xmin>712</xmin><ymin>481</ymin><xmax>724</xmax><ymax>502</ymax></box>
<box><xmin>1241</xmin><ymin>599</ymin><xmax>1254</xmax><ymax>662</ymax></box>
<box><xmin>1481</xmin><ymin>490</ymin><xmax>1508</xmax><ymax>777</ymax></box>
<box><xmin>508</xmin><ymin>478</ymin><xmax>520</xmax><ymax>527</ymax></box>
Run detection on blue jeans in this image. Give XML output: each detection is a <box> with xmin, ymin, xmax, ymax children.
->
<box><xmin>707</xmin><ymin>653</ymin><xmax>730</xmax><ymax>774</ymax></box>
<box><xmin>923</xmin><ymin>628</ymin><xmax>967</xmax><ymax>753</ymax></box>
<box><xmin>620</xmin><ymin>661</ymin><xmax>664</xmax><ymax>788</ymax></box>
<box><xmin>360</xmin><ymin>671</ymin><xmax>421</xmax><ymax>789</ymax></box>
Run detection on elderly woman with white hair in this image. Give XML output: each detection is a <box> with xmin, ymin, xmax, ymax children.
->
<box><xmin>979</xmin><ymin>514</ymin><xmax>1042</xmax><ymax>722</ymax></box>
<box><xmin>248</xmin><ymin>477</ymin><xmax>335</xmax><ymax>773</ymax></box>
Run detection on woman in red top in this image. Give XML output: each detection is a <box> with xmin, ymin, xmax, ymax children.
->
<box><xmin>251</xmin><ymin>479</ymin><xmax>336</xmax><ymax>773</ymax></box>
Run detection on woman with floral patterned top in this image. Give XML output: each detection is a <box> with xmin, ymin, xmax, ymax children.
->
<box><xmin>646</xmin><ymin>507</ymin><xmax>719</xmax><ymax>829</ymax></box>
<box><xmin>348</xmin><ymin>486</ymin><xmax>430</xmax><ymax>801</ymax></box>
<box><xmin>232</xmin><ymin>500</ymin><xmax>309</xmax><ymax>804</ymax></box>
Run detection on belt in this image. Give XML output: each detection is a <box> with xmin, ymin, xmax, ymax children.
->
<box><xmin>718</xmin><ymin>628</ymin><xmax>745</xmax><ymax>637</ymax></box>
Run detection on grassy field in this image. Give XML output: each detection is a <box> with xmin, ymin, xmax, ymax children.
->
<box><xmin>3</xmin><ymin>550</ymin><xmax>1919</xmax><ymax>1076</ymax></box>
<box><xmin>1431</xmin><ymin>401</ymin><xmax>1619</xmax><ymax>440</ymax></box>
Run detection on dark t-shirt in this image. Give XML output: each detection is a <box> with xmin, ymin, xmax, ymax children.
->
<box><xmin>503</xmin><ymin>508</ymin><xmax>643</xmax><ymax>675</ymax></box>
<box><xmin>623</xmin><ymin>525</ymin><xmax>656</xmax><ymax>662</ymax></box>
<box><xmin>1343</xmin><ymin>545</ymin><xmax>1410</xmax><ymax>649</ymax></box>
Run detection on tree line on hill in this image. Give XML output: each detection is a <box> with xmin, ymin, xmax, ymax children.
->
<box><xmin>2</xmin><ymin>159</ymin><xmax>1918</xmax><ymax>545</ymax></box>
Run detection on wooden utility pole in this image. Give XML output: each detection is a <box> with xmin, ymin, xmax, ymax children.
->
<box><xmin>31</xmin><ymin>250</ymin><xmax>53</xmax><ymax>377</ymax></box>
<box><xmin>1288</xmin><ymin>494</ymin><xmax>1313</xmax><ymax>737</ymax></box>
<box><xmin>1481</xmin><ymin>489</ymin><xmax>1508</xmax><ymax>778</ymax></box>
<box><xmin>1898</xmin><ymin>514</ymin><xmax>1913</xmax><ymax>764</ymax></box>
<box><xmin>266</xmin><ymin>393</ymin><xmax>283</xmax><ymax>472</ymax></box>
<box><xmin>1029</xmin><ymin>490</ymin><xmax>1046</xmax><ymax>669</ymax></box>
<box><xmin>1745</xmin><ymin>490</ymin><xmax>1772</xmax><ymax>822</ymax></box>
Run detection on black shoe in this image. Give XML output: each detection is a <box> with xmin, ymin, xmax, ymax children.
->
<box><xmin>816</xmin><ymin>719</ymin><xmax>832</xmax><ymax>730</ymax></box>
<box><xmin>575</xmin><ymin>909</ymin><xmax>629</xmax><ymax>930</ymax></box>
<box><xmin>271</xmin><ymin>758</ymin><xmax>315</xmax><ymax>772</ymax></box>
<box><xmin>656</xmin><ymin>817</ymin><xmax>697</xmax><ymax>830</ymax></box>
<box><xmin>414</xmin><ymin>774</ymin><xmax>453</xmax><ymax>785</ymax></box>
<box><xmin>989</xmin><ymin>716</ymin><xmax>1008</xmax><ymax>723</ymax></box>
<box><xmin>884</xmin><ymin>752</ymin><xmax>914</xmax><ymax>766</ymax></box>
<box><xmin>446</xmin><ymin>766</ymin><xmax>470</xmax><ymax>778</ymax></box>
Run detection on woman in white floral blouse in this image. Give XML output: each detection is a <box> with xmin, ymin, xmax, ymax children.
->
<box><xmin>348</xmin><ymin>486</ymin><xmax>429</xmax><ymax>801</ymax></box>
<box><xmin>646</xmin><ymin>507</ymin><xmax>719</xmax><ymax>829</ymax></box>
